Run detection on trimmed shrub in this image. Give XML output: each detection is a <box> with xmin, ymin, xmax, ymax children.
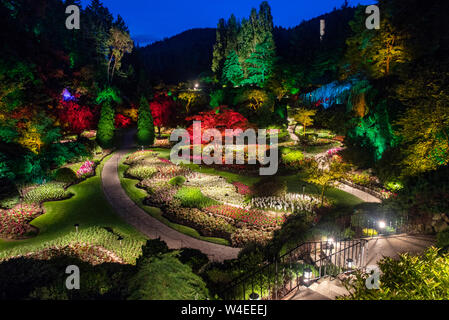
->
<box><xmin>126</xmin><ymin>165</ymin><xmax>157</xmax><ymax>180</ymax></box>
<box><xmin>174</xmin><ymin>187</ymin><xmax>217</xmax><ymax>208</ymax></box>
<box><xmin>137</xmin><ymin>96</ymin><xmax>155</xmax><ymax>146</ymax></box>
<box><xmin>24</xmin><ymin>183</ymin><xmax>70</xmax><ymax>204</ymax></box>
<box><xmin>437</xmin><ymin>228</ymin><xmax>449</xmax><ymax>249</ymax></box>
<box><xmin>168</xmin><ymin>176</ymin><xmax>186</xmax><ymax>186</ymax></box>
<box><xmin>54</xmin><ymin>168</ymin><xmax>78</xmax><ymax>184</ymax></box>
<box><xmin>96</xmin><ymin>100</ymin><xmax>115</xmax><ymax>148</ymax></box>
<box><xmin>281</xmin><ymin>150</ymin><xmax>304</xmax><ymax>168</ymax></box>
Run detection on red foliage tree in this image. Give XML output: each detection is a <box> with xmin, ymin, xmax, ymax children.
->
<box><xmin>150</xmin><ymin>93</ymin><xmax>174</xmax><ymax>136</ymax></box>
<box><xmin>58</xmin><ymin>98</ymin><xmax>95</xmax><ymax>135</ymax></box>
<box><xmin>115</xmin><ymin>113</ymin><xmax>132</xmax><ymax>128</ymax></box>
<box><xmin>185</xmin><ymin>106</ymin><xmax>251</xmax><ymax>143</ymax></box>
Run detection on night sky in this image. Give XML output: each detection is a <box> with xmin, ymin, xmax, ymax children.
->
<box><xmin>81</xmin><ymin>0</ymin><xmax>374</xmax><ymax>45</ymax></box>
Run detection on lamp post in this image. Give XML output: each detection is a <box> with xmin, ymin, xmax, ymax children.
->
<box><xmin>74</xmin><ymin>224</ymin><xmax>79</xmax><ymax>232</ymax></box>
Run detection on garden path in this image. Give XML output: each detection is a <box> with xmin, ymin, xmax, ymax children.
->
<box><xmin>101</xmin><ymin>131</ymin><xmax>240</xmax><ymax>262</ymax></box>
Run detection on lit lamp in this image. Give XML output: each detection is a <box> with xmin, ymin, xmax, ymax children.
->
<box><xmin>249</xmin><ymin>292</ymin><xmax>260</xmax><ymax>300</ymax></box>
<box><xmin>74</xmin><ymin>224</ymin><xmax>79</xmax><ymax>232</ymax></box>
<box><xmin>118</xmin><ymin>236</ymin><xmax>124</xmax><ymax>245</ymax></box>
<box><xmin>346</xmin><ymin>258</ymin><xmax>354</xmax><ymax>270</ymax></box>
<box><xmin>378</xmin><ymin>221</ymin><xmax>386</xmax><ymax>230</ymax></box>
<box><xmin>194</xmin><ymin>83</ymin><xmax>199</xmax><ymax>90</ymax></box>
<box><xmin>303</xmin><ymin>268</ymin><xmax>313</xmax><ymax>283</ymax></box>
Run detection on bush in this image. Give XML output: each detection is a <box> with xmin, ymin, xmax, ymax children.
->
<box><xmin>126</xmin><ymin>165</ymin><xmax>157</xmax><ymax>180</ymax></box>
<box><xmin>281</xmin><ymin>150</ymin><xmax>304</xmax><ymax>167</ymax></box>
<box><xmin>178</xmin><ymin>248</ymin><xmax>209</xmax><ymax>274</ymax></box>
<box><xmin>251</xmin><ymin>178</ymin><xmax>287</xmax><ymax>197</ymax></box>
<box><xmin>137</xmin><ymin>96</ymin><xmax>155</xmax><ymax>146</ymax></box>
<box><xmin>96</xmin><ymin>100</ymin><xmax>115</xmax><ymax>148</ymax></box>
<box><xmin>0</xmin><ymin>178</ymin><xmax>20</xmax><ymax>209</ymax></box>
<box><xmin>174</xmin><ymin>187</ymin><xmax>217</xmax><ymax>208</ymax></box>
<box><xmin>127</xmin><ymin>254</ymin><xmax>210</xmax><ymax>300</ymax></box>
<box><xmin>23</xmin><ymin>183</ymin><xmax>70</xmax><ymax>204</ymax></box>
<box><xmin>54</xmin><ymin>168</ymin><xmax>78</xmax><ymax>184</ymax></box>
<box><xmin>341</xmin><ymin>248</ymin><xmax>449</xmax><ymax>300</ymax></box>
<box><xmin>437</xmin><ymin>229</ymin><xmax>449</xmax><ymax>249</ymax></box>
<box><xmin>169</xmin><ymin>176</ymin><xmax>186</xmax><ymax>186</ymax></box>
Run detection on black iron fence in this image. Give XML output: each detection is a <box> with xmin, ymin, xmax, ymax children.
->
<box><xmin>221</xmin><ymin>239</ymin><xmax>368</xmax><ymax>300</ymax></box>
<box><xmin>351</xmin><ymin>215</ymin><xmax>409</xmax><ymax>238</ymax></box>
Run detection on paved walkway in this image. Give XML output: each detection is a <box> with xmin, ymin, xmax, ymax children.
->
<box><xmin>365</xmin><ymin>234</ymin><xmax>435</xmax><ymax>266</ymax></box>
<box><xmin>335</xmin><ymin>182</ymin><xmax>382</xmax><ymax>203</ymax></box>
<box><xmin>101</xmin><ymin>133</ymin><xmax>240</xmax><ymax>262</ymax></box>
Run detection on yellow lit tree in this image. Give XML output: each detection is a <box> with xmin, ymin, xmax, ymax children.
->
<box><xmin>293</xmin><ymin>108</ymin><xmax>317</xmax><ymax>135</ymax></box>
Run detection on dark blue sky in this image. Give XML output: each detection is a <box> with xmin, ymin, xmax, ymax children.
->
<box><xmin>81</xmin><ymin>0</ymin><xmax>374</xmax><ymax>45</ymax></box>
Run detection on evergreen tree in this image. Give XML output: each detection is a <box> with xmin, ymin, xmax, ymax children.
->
<box><xmin>222</xmin><ymin>50</ymin><xmax>244</xmax><ymax>87</ymax></box>
<box><xmin>137</xmin><ymin>96</ymin><xmax>155</xmax><ymax>146</ymax></box>
<box><xmin>242</xmin><ymin>39</ymin><xmax>275</xmax><ymax>86</ymax></box>
<box><xmin>96</xmin><ymin>100</ymin><xmax>115</xmax><ymax>148</ymax></box>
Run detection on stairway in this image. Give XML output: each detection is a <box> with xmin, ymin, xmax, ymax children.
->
<box><xmin>307</xmin><ymin>277</ymin><xmax>350</xmax><ymax>300</ymax></box>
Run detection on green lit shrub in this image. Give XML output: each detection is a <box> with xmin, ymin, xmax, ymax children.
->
<box><xmin>24</xmin><ymin>183</ymin><xmax>70</xmax><ymax>204</ymax></box>
<box><xmin>54</xmin><ymin>168</ymin><xmax>78</xmax><ymax>184</ymax></box>
<box><xmin>281</xmin><ymin>150</ymin><xmax>304</xmax><ymax>167</ymax></box>
<box><xmin>174</xmin><ymin>187</ymin><xmax>217</xmax><ymax>208</ymax></box>
<box><xmin>169</xmin><ymin>176</ymin><xmax>186</xmax><ymax>186</ymax></box>
<box><xmin>137</xmin><ymin>96</ymin><xmax>155</xmax><ymax>146</ymax></box>
<box><xmin>96</xmin><ymin>100</ymin><xmax>115</xmax><ymax>149</ymax></box>
<box><xmin>126</xmin><ymin>165</ymin><xmax>157</xmax><ymax>180</ymax></box>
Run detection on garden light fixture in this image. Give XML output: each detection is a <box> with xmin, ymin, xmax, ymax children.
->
<box><xmin>249</xmin><ymin>292</ymin><xmax>260</xmax><ymax>300</ymax></box>
<box><xmin>304</xmin><ymin>268</ymin><xmax>313</xmax><ymax>282</ymax></box>
<box><xmin>74</xmin><ymin>224</ymin><xmax>79</xmax><ymax>232</ymax></box>
<box><xmin>346</xmin><ymin>258</ymin><xmax>354</xmax><ymax>269</ymax></box>
<box><xmin>378</xmin><ymin>221</ymin><xmax>386</xmax><ymax>229</ymax></box>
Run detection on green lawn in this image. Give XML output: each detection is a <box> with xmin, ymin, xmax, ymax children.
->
<box><xmin>0</xmin><ymin>155</ymin><xmax>146</xmax><ymax>259</ymax></box>
<box><xmin>118</xmin><ymin>151</ymin><xmax>230</xmax><ymax>246</ymax></box>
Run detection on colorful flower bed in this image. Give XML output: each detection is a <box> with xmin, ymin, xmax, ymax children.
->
<box><xmin>23</xmin><ymin>183</ymin><xmax>70</xmax><ymax>204</ymax></box>
<box><xmin>204</xmin><ymin>205</ymin><xmax>285</xmax><ymax>228</ymax></box>
<box><xmin>76</xmin><ymin>160</ymin><xmax>95</xmax><ymax>178</ymax></box>
<box><xmin>327</xmin><ymin>147</ymin><xmax>344</xmax><ymax>157</ymax></box>
<box><xmin>0</xmin><ymin>204</ymin><xmax>42</xmax><ymax>239</ymax></box>
<box><xmin>250</xmin><ymin>193</ymin><xmax>321</xmax><ymax>214</ymax></box>
<box><xmin>124</xmin><ymin>152</ymin><xmax>294</xmax><ymax>247</ymax></box>
<box><xmin>233</xmin><ymin>182</ymin><xmax>252</xmax><ymax>196</ymax></box>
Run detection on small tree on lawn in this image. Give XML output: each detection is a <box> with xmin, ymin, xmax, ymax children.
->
<box><xmin>293</xmin><ymin>108</ymin><xmax>317</xmax><ymax>135</ymax></box>
<box><xmin>305</xmin><ymin>158</ymin><xmax>350</xmax><ymax>206</ymax></box>
<box><xmin>137</xmin><ymin>96</ymin><xmax>155</xmax><ymax>146</ymax></box>
<box><xmin>96</xmin><ymin>88</ymin><xmax>121</xmax><ymax>149</ymax></box>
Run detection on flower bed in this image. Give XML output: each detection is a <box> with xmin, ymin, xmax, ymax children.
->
<box><xmin>250</xmin><ymin>193</ymin><xmax>321</xmax><ymax>214</ymax></box>
<box><xmin>204</xmin><ymin>205</ymin><xmax>285</xmax><ymax>228</ymax></box>
<box><xmin>0</xmin><ymin>203</ymin><xmax>42</xmax><ymax>239</ymax></box>
<box><xmin>126</xmin><ymin>165</ymin><xmax>157</xmax><ymax>180</ymax></box>
<box><xmin>232</xmin><ymin>182</ymin><xmax>252</xmax><ymax>196</ymax></box>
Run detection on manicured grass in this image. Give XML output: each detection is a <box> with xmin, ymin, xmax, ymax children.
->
<box><xmin>118</xmin><ymin>152</ymin><xmax>230</xmax><ymax>246</ymax></box>
<box><xmin>0</xmin><ymin>155</ymin><xmax>145</xmax><ymax>256</ymax></box>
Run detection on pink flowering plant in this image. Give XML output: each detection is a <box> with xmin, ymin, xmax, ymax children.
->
<box><xmin>76</xmin><ymin>160</ymin><xmax>95</xmax><ymax>178</ymax></box>
<box><xmin>232</xmin><ymin>182</ymin><xmax>252</xmax><ymax>196</ymax></box>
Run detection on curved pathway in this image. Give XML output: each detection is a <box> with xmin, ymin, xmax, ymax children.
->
<box><xmin>101</xmin><ymin>132</ymin><xmax>240</xmax><ymax>262</ymax></box>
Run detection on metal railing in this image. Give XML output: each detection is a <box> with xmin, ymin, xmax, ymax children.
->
<box><xmin>220</xmin><ymin>239</ymin><xmax>368</xmax><ymax>300</ymax></box>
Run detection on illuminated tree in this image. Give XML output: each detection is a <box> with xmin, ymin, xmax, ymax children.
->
<box><xmin>137</xmin><ymin>96</ymin><xmax>155</xmax><ymax>146</ymax></box>
<box><xmin>58</xmin><ymin>99</ymin><xmax>95</xmax><ymax>135</ymax></box>
<box><xmin>150</xmin><ymin>93</ymin><xmax>174</xmax><ymax>137</ymax></box>
<box><xmin>186</xmin><ymin>106</ymin><xmax>250</xmax><ymax>143</ymax></box>
<box><xmin>242</xmin><ymin>39</ymin><xmax>275</xmax><ymax>86</ymax></box>
<box><xmin>106</xmin><ymin>27</ymin><xmax>133</xmax><ymax>83</ymax></box>
<box><xmin>292</xmin><ymin>108</ymin><xmax>317</xmax><ymax>135</ymax></box>
<box><xmin>222</xmin><ymin>50</ymin><xmax>244</xmax><ymax>87</ymax></box>
<box><xmin>305</xmin><ymin>158</ymin><xmax>350</xmax><ymax>206</ymax></box>
<box><xmin>96</xmin><ymin>88</ymin><xmax>120</xmax><ymax>148</ymax></box>
<box><xmin>178</xmin><ymin>91</ymin><xmax>206</xmax><ymax>113</ymax></box>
